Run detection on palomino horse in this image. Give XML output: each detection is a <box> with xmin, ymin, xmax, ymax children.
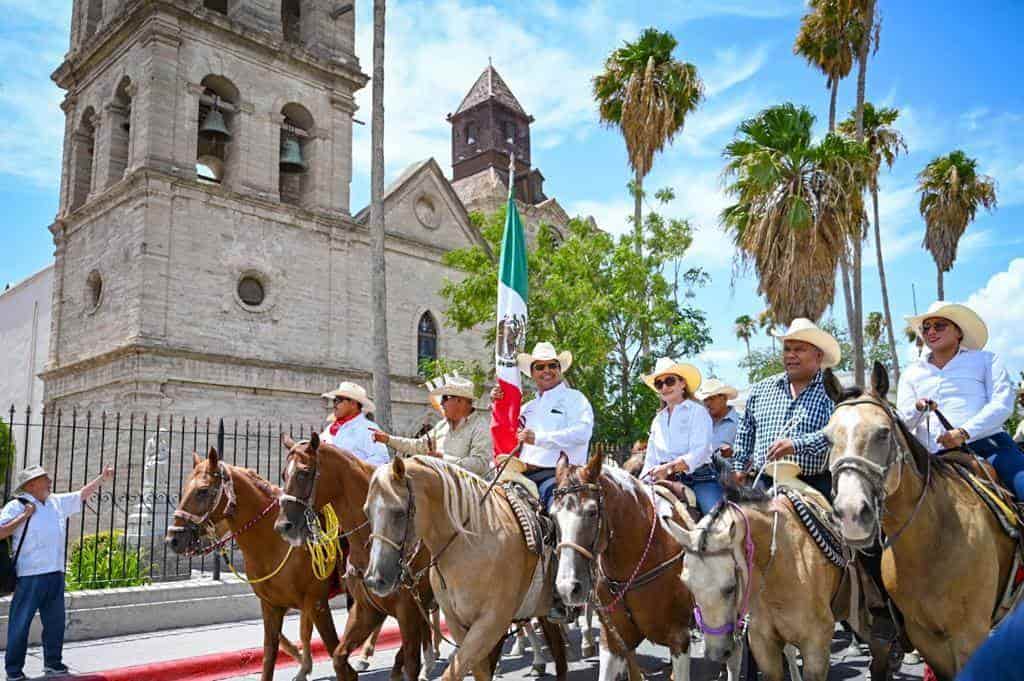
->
<box><xmin>551</xmin><ymin>452</ymin><xmax>697</xmax><ymax>681</ymax></box>
<box><xmin>825</xmin><ymin>363</ymin><xmax>1019</xmax><ymax>680</ymax></box>
<box><xmin>275</xmin><ymin>434</ymin><xmax>434</xmax><ymax>681</ymax></box>
<box><xmin>363</xmin><ymin>455</ymin><xmax>568</xmax><ymax>681</ymax></box>
<box><xmin>165</xmin><ymin>447</ymin><xmax>343</xmax><ymax>681</ymax></box>
<box><xmin>668</xmin><ymin>482</ymin><xmax>894</xmax><ymax>681</ymax></box>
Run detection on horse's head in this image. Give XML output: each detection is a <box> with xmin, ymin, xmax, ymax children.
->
<box><xmin>274</xmin><ymin>433</ymin><xmax>322</xmax><ymax>547</ymax></box>
<box><xmin>165</xmin><ymin>446</ymin><xmax>233</xmax><ymax>554</ymax></box>
<box><xmin>363</xmin><ymin>456</ymin><xmax>416</xmax><ymax>597</ymax></box>
<box><xmin>667</xmin><ymin>499</ymin><xmax>750</xmax><ymax>662</ymax></box>
<box><xmin>825</xmin><ymin>363</ymin><xmax>917</xmax><ymax>547</ymax></box>
<box><xmin>552</xmin><ymin>452</ymin><xmax>608</xmax><ymax>606</ymax></box>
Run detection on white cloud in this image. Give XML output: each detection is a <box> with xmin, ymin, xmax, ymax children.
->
<box><xmin>699</xmin><ymin>349</ymin><xmax>741</xmax><ymax>363</ymax></box>
<box><xmin>965</xmin><ymin>259</ymin><xmax>1024</xmax><ymax>377</ymax></box>
<box><xmin>703</xmin><ymin>44</ymin><xmax>772</xmax><ymax>97</ymax></box>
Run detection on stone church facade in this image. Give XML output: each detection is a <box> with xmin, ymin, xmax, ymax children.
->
<box><xmin>21</xmin><ymin>0</ymin><xmax>571</xmax><ymax>435</ymax></box>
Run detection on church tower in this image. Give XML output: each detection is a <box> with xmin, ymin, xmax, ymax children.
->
<box><xmin>42</xmin><ymin>0</ymin><xmax>369</xmax><ymax>420</ymax></box>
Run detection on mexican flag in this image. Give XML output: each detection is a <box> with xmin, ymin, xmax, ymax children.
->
<box><xmin>491</xmin><ymin>164</ymin><xmax>528</xmax><ymax>456</ymax></box>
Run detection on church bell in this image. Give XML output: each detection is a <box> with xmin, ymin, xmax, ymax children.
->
<box><xmin>279</xmin><ymin>135</ymin><xmax>308</xmax><ymax>174</ymax></box>
<box><xmin>199</xmin><ymin>107</ymin><xmax>231</xmax><ymax>141</ymax></box>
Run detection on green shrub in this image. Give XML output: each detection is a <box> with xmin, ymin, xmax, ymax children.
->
<box><xmin>65</xmin><ymin>531</ymin><xmax>151</xmax><ymax>591</ymax></box>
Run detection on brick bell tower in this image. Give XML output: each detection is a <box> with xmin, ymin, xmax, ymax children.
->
<box><xmin>42</xmin><ymin>0</ymin><xmax>369</xmax><ymax>421</ymax></box>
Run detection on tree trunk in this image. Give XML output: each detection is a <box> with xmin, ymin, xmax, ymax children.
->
<box><xmin>839</xmin><ymin>254</ymin><xmax>856</xmax><ymax>342</ymax></box>
<box><xmin>937</xmin><ymin>268</ymin><xmax>944</xmax><ymax>300</ymax></box>
<box><xmin>852</xmin><ymin>237</ymin><xmax>865</xmax><ymax>387</ymax></box>
<box><xmin>369</xmin><ymin>0</ymin><xmax>392</xmax><ymax>430</ymax></box>
<box><xmin>633</xmin><ymin>168</ymin><xmax>643</xmax><ymax>255</ymax></box>
<box><xmin>872</xmin><ymin>188</ymin><xmax>900</xmax><ymax>384</ymax></box>
<box><xmin>828</xmin><ymin>79</ymin><xmax>839</xmax><ymax>133</ymax></box>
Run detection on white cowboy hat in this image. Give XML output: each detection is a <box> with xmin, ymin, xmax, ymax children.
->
<box><xmin>425</xmin><ymin>374</ymin><xmax>476</xmax><ymax>413</ymax></box>
<box><xmin>695</xmin><ymin>378</ymin><xmax>739</xmax><ymax>401</ymax></box>
<box><xmin>906</xmin><ymin>301</ymin><xmax>988</xmax><ymax>350</ymax></box>
<box><xmin>642</xmin><ymin>357</ymin><xmax>702</xmax><ymax>394</ymax></box>
<box><xmin>320</xmin><ymin>381</ymin><xmax>375</xmax><ymax>413</ymax></box>
<box><xmin>517</xmin><ymin>342</ymin><xmax>573</xmax><ymax>376</ymax></box>
<box><xmin>771</xmin><ymin>318</ymin><xmax>842</xmax><ymax>368</ymax></box>
<box><xmin>14</xmin><ymin>465</ymin><xmax>49</xmax><ymax>491</ymax></box>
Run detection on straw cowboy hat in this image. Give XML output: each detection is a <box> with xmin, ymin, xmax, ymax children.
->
<box><xmin>320</xmin><ymin>381</ymin><xmax>375</xmax><ymax>413</ymax></box>
<box><xmin>14</xmin><ymin>465</ymin><xmax>49</xmax><ymax>492</ymax></box>
<box><xmin>771</xmin><ymin>318</ymin><xmax>842</xmax><ymax>368</ymax></box>
<box><xmin>425</xmin><ymin>374</ymin><xmax>476</xmax><ymax>413</ymax></box>
<box><xmin>695</xmin><ymin>378</ymin><xmax>739</xmax><ymax>401</ymax></box>
<box><xmin>906</xmin><ymin>301</ymin><xmax>988</xmax><ymax>350</ymax></box>
<box><xmin>643</xmin><ymin>357</ymin><xmax>703</xmax><ymax>394</ymax></box>
<box><xmin>517</xmin><ymin>342</ymin><xmax>573</xmax><ymax>376</ymax></box>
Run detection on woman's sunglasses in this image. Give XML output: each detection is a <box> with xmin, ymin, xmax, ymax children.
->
<box><xmin>653</xmin><ymin>376</ymin><xmax>679</xmax><ymax>390</ymax></box>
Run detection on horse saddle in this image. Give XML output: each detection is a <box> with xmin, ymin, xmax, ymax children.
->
<box><xmin>500</xmin><ymin>481</ymin><xmax>553</xmax><ymax>556</ymax></box>
<box><xmin>652</xmin><ymin>482</ymin><xmax>701</xmax><ymax>527</ymax></box>
<box><xmin>942</xmin><ymin>451</ymin><xmax>1023</xmax><ymax>540</ymax></box>
<box><xmin>774</xmin><ymin>485</ymin><xmax>848</xmax><ymax>569</ymax></box>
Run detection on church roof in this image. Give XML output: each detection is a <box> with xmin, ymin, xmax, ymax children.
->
<box><xmin>454</xmin><ymin>65</ymin><xmax>528</xmax><ymax>117</ymax></box>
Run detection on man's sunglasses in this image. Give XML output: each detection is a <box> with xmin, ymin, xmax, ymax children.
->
<box><xmin>921</xmin><ymin>321</ymin><xmax>951</xmax><ymax>334</ymax></box>
<box><xmin>440</xmin><ymin>395</ymin><xmax>460</xmax><ymax>403</ymax></box>
<box><xmin>531</xmin><ymin>361</ymin><xmax>561</xmax><ymax>372</ymax></box>
<box><xmin>332</xmin><ymin>396</ymin><xmax>352</xmax><ymax>405</ymax></box>
<box><xmin>654</xmin><ymin>376</ymin><xmax>679</xmax><ymax>390</ymax></box>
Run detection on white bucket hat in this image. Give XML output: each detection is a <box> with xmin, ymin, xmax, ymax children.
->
<box><xmin>642</xmin><ymin>357</ymin><xmax>703</xmax><ymax>394</ymax></box>
<box><xmin>14</xmin><ymin>465</ymin><xmax>49</xmax><ymax>491</ymax></box>
<box><xmin>517</xmin><ymin>342</ymin><xmax>573</xmax><ymax>376</ymax></box>
<box><xmin>771</xmin><ymin>318</ymin><xmax>842</xmax><ymax>368</ymax></box>
<box><xmin>695</xmin><ymin>378</ymin><xmax>739</xmax><ymax>401</ymax></box>
<box><xmin>425</xmin><ymin>374</ymin><xmax>476</xmax><ymax>412</ymax></box>
<box><xmin>320</xmin><ymin>381</ymin><xmax>375</xmax><ymax>413</ymax></box>
<box><xmin>906</xmin><ymin>301</ymin><xmax>988</xmax><ymax>350</ymax></box>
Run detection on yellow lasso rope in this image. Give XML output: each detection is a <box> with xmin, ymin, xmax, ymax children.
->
<box><xmin>219</xmin><ymin>544</ymin><xmax>294</xmax><ymax>585</ymax></box>
<box><xmin>306</xmin><ymin>503</ymin><xmax>341</xmax><ymax>581</ymax></box>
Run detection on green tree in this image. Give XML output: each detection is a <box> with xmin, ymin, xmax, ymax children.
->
<box><xmin>794</xmin><ymin>0</ymin><xmax>860</xmax><ymax>133</ymax></box>
<box><xmin>734</xmin><ymin>315</ymin><xmax>756</xmax><ymax>364</ymax></box>
<box><xmin>0</xmin><ymin>420</ymin><xmax>13</xmax><ymax>486</ymax></box>
<box><xmin>721</xmin><ymin>103</ymin><xmax>869</xmax><ymax>324</ymax></box>
<box><xmin>918</xmin><ymin>150</ymin><xmax>998</xmax><ymax>299</ymax></box>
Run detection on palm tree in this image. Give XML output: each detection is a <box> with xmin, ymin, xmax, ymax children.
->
<box><xmin>757</xmin><ymin>309</ymin><xmax>778</xmax><ymax>351</ymax></box>
<box><xmin>593</xmin><ymin>28</ymin><xmax>703</xmax><ymax>252</ymax></box>
<box><xmin>369</xmin><ymin>0</ymin><xmax>392</xmax><ymax>429</ymax></box>
<box><xmin>918</xmin><ymin>150</ymin><xmax>998</xmax><ymax>299</ymax></box>
<box><xmin>721</xmin><ymin>104</ymin><xmax>869</xmax><ymax>324</ymax></box>
<box><xmin>793</xmin><ymin>0</ymin><xmax>860</xmax><ymax>132</ymax></box>
<box><xmin>734</xmin><ymin>315</ymin><xmax>756</xmax><ymax>364</ymax></box>
<box><xmin>839</xmin><ymin>103</ymin><xmax>906</xmax><ymax>382</ymax></box>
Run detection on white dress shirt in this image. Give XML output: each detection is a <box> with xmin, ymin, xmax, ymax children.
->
<box><xmin>320</xmin><ymin>412</ymin><xmax>390</xmax><ymax>466</ymax></box>
<box><xmin>897</xmin><ymin>348</ymin><xmax>1015</xmax><ymax>453</ymax></box>
<box><xmin>641</xmin><ymin>400</ymin><xmax>713</xmax><ymax>478</ymax></box>
<box><xmin>519</xmin><ymin>382</ymin><xmax>594</xmax><ymax>467</ymax></box>
<box><xmin>0</xmin><ymin>491</ymin><xmax>82</xmax><ymax>577</ymax></box>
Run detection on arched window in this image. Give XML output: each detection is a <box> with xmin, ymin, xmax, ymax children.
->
<box><xmin>71</xmin><ymin>108</ymin><xmax>96</xmax><ymax>211</ymax></box>
<box><xmin>107</xmin><ymin>77</ymin><xmax>133</xmax><ymax>185</ymax></box>
<box><xmin>417</xmin><ymin>313</ymin><xmax>438</xmax><ymax>372</ymax></box>
<box><xmin>503</xmin><ymin>120</ymin><xmax>516</xmax><ymax>145</ymax></box>
<box><xmin>196</xmin><ymin>75</ymin><xmax>239</xmax><ymax>184</ymax></box>
<box><xmin>465</xmin><ymin>123</ymin><xmax>478</xmax><ymax>146</ymax></box>
<box><xmin>282</xmin><ymin>0</ymin><xmax>301</xmax><ymax>44</ymax></box>
<box><xmin>279</xmin><ymin>102</ymin><xmax>314</xmax><ymax>206</ymax></box>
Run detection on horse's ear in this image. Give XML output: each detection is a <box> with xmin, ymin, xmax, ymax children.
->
<box><xmin>282</xmin><ymin>434</ymin><xmax>296</xmax><ymax>451</ymax></box>
<box><xmin>207</xmin><ymin>446</ymin><xmax>220</xmax><ymax>467</ymax></box>
<box><xmin>870</xmin><ymin>361</ymin><xmax>890</xmax><ymax>399</ymax></box>
<box><xmin>665</xmin><ymin>524</ymin><xmax>697</xmax><ymax>551</ymax></box>
<box><xmin>823</xmin><ymin>368</ymin><xmax>844</xmax><ymax>404</ymax></box>
<box><xmin>583</xmin><ymin>451</ymin><xmax>604</xmax><ymax>481</ymax></box>
<box><xmin>555</xmin><ymin>452</ymin><xmax>571</xmax><ymax>481</ymax></box>
<box><xmin>309</xmin><ymin>432</ymin><xmax>320</xmax><ymax>453</ymax></box>
<box><xmin>192</xmin><ymin>451</ymin><xmax>201</xmax><ymax>468</ymax></box>
<box><xmin>706</xmin><ymin>526</ymin><xmax>734</xmax><ymax>554</ymax></box>
<box><xmin>392</xmin><ymin>455</ymin><xmax>406</xmax><ymax>480</ymax></box>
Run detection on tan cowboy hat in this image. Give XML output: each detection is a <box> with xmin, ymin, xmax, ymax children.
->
<box><xmin>14</xmin><ymin>465</ymin><xmax>49</xmax><ymax>491</ymax></box>
<box><xmin>643</xmin><ymin>357</ymin><xmax>702</xmax><ymax>394</ymax></box>
<box><xmin>764</xmin><ymin>460</ymin><xmax>802</xmax><ymax>484</ymax></box>
<box><xmin>695</xmin><ymin>378</ymin><xmax>739</xmax><ymax>401</ymax></box>
<box><xmin>517</xmin><ymin>341</ymin><xmax>573</xmax><ymax>376</ymax></box>
<box><xmin>771</xmin><ymin>318</ymin><xmax>842</xmax><ymax>368</ymax></box>
<box><xmin>425</xmin><ymin>374</ymin><xmax>476</xmax><ymax>413</ymax></box>
<box><xmin>320</xmin><ymin>381</ymin><xmax>375</xmax><ymax>413</ymax></box>
<box><xmin>906</xmin><ymin>301</ymin><xmax>988</xmax><ymax>350</ymax></box>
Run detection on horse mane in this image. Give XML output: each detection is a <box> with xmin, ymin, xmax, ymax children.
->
<box><xmin>696</xmin><ymin>468</ymin><xmax>770</xmax><ymax>553</ymax></box>
<box><xmin>408</xmin><ymin>456</ymin><xmax>502</xmax><ymax>537</ymax></box>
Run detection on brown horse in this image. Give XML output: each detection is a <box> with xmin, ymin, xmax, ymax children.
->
<box><xmin>363</xmin><ymin>455</ymin><xmax>568</xmax><ymax>681</ymax></box>
<box><xmin>551</xmin><ymin>453</ymin><xmax>697</xmax><ymax>681</ymax></box>
<box><xmin>274</xmin><ymin>434</ymin><xmax>434</xmax><ymax>681</ymax></box>
<box><xmin>825</xmin><ymin>363</ymin><xmax>1019</xmax><ymax>680</ymax></box>
<box><xmin>668</xmin><ymin>482</ymin><xmax>893</xmax><ymax>681</ymax></box>
<box><xmin>165</xmin><ymin>447</ymin><xmax>342</xmax><ymax>681</ymax></box>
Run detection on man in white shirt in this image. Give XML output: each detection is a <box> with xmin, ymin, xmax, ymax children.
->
<box><xmin>491</xmin><ymin>342</ymin><xmax>594</xmax><ymax>510</ymax></box>
<box><xmin>898</xmin><ymin>302</ymin><xmax>1021</xmax><ymax>498</ymax></box>
<box><xmin>319</xmin><ymin>382</ymin><xmax>389</xmax><ymax>466</ymax></box>
<box><xmin>0</xmin><ymin>464</ymin><xmax>113</xmax><ymax>680</ymax></box>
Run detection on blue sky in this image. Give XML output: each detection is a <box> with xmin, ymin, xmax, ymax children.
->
<box><xmin>2</xmin><ymin>0</ymin><xmax>1023</xmax><ymax>391</ymax></box>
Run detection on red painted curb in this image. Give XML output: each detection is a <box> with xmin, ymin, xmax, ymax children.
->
<box><xmin>80</xmin><ymin>624</ymin><xmax>407</xmax><ymax>681</ymax></box>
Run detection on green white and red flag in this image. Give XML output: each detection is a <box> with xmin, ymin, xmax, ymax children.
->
<box><xmin>491</xmin><ymin>157</ymin><xmax>528</xmax><ymax>456</ymax></box>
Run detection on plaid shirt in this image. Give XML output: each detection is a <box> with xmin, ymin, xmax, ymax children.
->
<box><xmin>732</xmin><ymin>370</ymin><xmax>835</xmax><ymax>475</ymax></box>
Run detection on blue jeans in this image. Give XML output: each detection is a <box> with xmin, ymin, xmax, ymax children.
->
<box><xmin>969</xmin><ymin>432</ymin><xmax>1024</xmax><ymax>501</ymax></box>
<box><xmin>671</xmin><ymin>465</ymin><xmax>724</xmax><ymax>516</ymax></box>
<box><xmin>5</xmin><ymin>571</ymin><xmax>66</xmax><ymax>676</ymax></box>
<box><xmin>956</xmin><ymin>599</ymin><xmax>1024</xmax><ymax>681</ymax></box>
<box><xmin>525</xmin><ymin>468</ymin><xmax>558</xmax><ymax>511</ymax></box>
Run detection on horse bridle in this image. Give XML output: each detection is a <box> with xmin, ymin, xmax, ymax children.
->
<box><xmin>368</xmin><ymin>476</ymin><xmax>424</xmax><ymax>578</ymax></box>
<box><xmin>690</xmin><ymin>502</ymin><xmax>755</xmax><ymax>640</ymax></box>
<box><xmin>280</xmin><ymin>447</ymin><xmax>325</xmax><ymax>533</ymax></box>
<box><xmin>552</xmin><ymin>481</ymin><xmax>610</xmax><ymax>562</ymax></box>
<box><xmin>167</xmin><ymin>461</ymin><xmax>238</xmax><ymax>552</ymax></box>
